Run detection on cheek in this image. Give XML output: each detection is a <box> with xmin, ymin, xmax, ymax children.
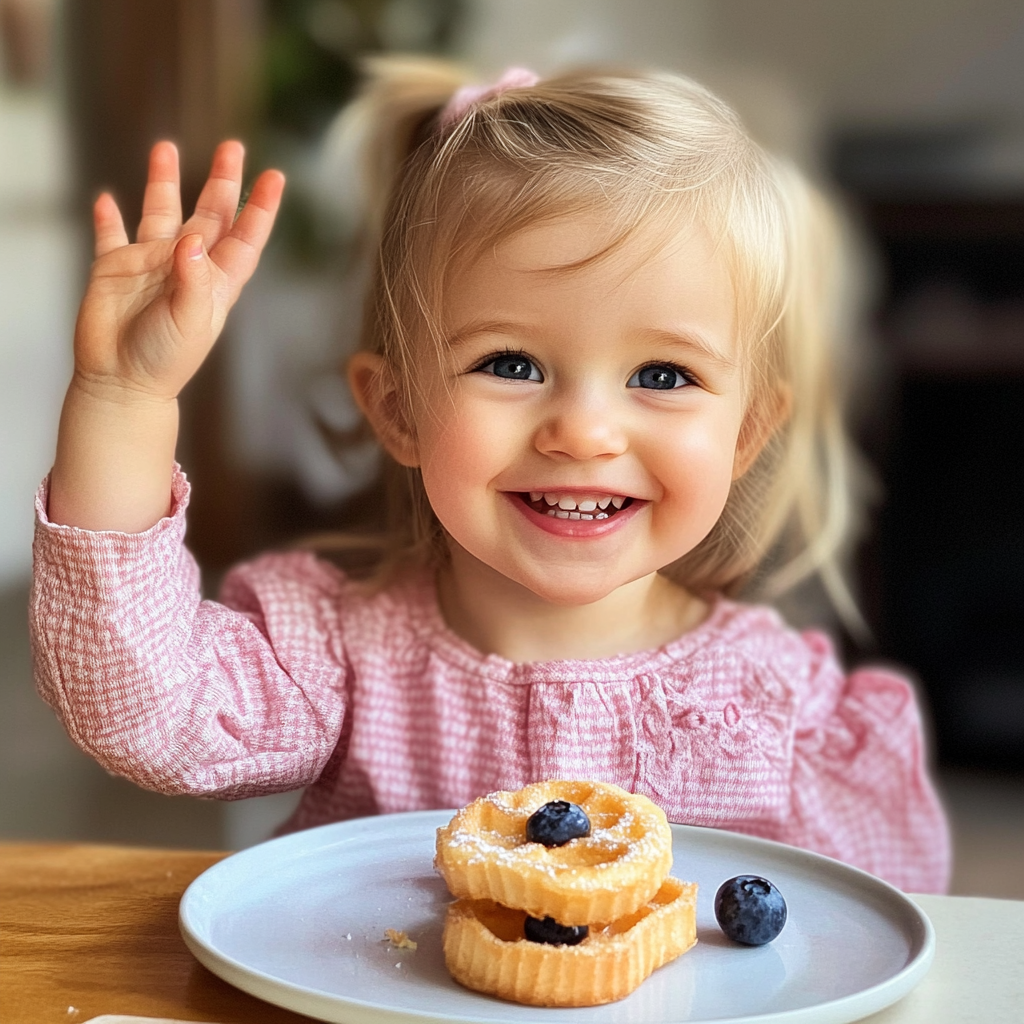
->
<box><xmin>654</xmin><ymin>415</ymin><xmax>742</xmax><ymax>524</ymax></box>
<box><xmin>416</xmin><ymin>399</ymin><xmax>520</xmax><ymax>515</ymax></box>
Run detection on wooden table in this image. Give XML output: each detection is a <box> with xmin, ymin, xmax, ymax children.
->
<box><xmin>2</xmin><ymin>843</ymin><xmax>1023</xmax><ymax>1024</ymax></box>
<box><xmin>0</xmin><ymin>844</ymin><xmax>305</xmax><ymax>1023</ymax></box>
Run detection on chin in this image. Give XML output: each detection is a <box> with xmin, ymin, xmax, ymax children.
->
<box><xmin>512</xmin><ymin>568</ymin><xmax>627</xmax><ymax>607</ymax></box>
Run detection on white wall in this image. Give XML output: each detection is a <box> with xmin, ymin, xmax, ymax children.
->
<box><xmin>0</xmin><ymin>91</ymin><xmax>75</xmax><ymax>588</ymax></box>
<box><xmin>461</xmin><ymin>0</ymin><xmax>713</xmax><ymax>75</ymax></box>
<box><xmin>707</xmin><ymin>0</ymin><xmax>1024</xmax><ymax>126</ymax></box>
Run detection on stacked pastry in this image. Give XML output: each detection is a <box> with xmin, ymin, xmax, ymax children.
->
<box><xmin>434</xmin><ymin>779</ymin><xmax>698</xmax><ymax>1007</ymax></box>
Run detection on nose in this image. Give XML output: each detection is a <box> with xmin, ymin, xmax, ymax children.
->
<box><xmin>533</xmin><ymin>383</ymin><xmax>629</xmax><ymax>461</ymax></box>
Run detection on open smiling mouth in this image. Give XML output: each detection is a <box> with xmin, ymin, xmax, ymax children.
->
<box><xmin>519</xmin><ymin>492</ymin><xmax>636</xmax><ymax>520</ymax></box>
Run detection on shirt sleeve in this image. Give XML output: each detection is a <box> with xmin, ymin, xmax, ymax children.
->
<box><xmin>29</xmin><ymin>467</ymin><xmax>350</xmax><ymax>799</ymax></box>
<box><xmin>784</xmin><ymin>630</ymin><xmax>952</xmax><ymax>893</ymax></box>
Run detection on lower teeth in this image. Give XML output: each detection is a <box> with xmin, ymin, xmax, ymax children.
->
<box><xmin>545</xmin><ymin>510</ymin><xmax>609</xmax><ymax>520</ymax></box>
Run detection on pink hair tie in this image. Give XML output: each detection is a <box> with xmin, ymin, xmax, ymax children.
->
<box><xmin>440</xmin><ymin>67</ymin><xmax>540</xmax><ymax>131</ymax></box>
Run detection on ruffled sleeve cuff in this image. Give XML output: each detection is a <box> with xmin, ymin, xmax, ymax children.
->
<box><xmin>32</xmin><ymin>464</ymin><xmax>200</xmax><ymax>614</ymax></box>
<box><xmin>33</xmin><ymin>463</ymin><xmax>190</xmax><ymax>555</ymax></box>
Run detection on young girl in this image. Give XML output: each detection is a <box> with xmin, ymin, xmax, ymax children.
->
<box><xmin>31</xmin><ymin>60</ymin><xmax>950</xmax><ymax>893</ymax></box>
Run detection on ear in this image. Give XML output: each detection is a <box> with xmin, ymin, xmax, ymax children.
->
<box><xmin>732</xmin><ymin>383</ymin><xmax>792</xmax><ymax>480</ymax></box>
<box><xmin>347</xmin><ymin>352</ymin><xmax>420</xmax><ymax>467</ymax></box>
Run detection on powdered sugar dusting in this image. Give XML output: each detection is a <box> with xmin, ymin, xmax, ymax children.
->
<box><xmin>436</xmin><ymin>780</ymin><xmax>672</xmax><ymax>891</ymax></box>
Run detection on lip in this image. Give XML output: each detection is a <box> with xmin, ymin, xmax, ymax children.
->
<box><xmin>505</xmin><ymin>491</ymin><xmax>646</xmax><ymax>538</ymax></box>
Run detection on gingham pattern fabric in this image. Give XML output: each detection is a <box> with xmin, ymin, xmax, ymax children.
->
<box><xmin>30</xmin><ymin>469</ymin><xmax>950</xmax><ymax>893</ymax></box>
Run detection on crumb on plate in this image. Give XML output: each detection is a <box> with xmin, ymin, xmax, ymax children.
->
<box><xmin>384</xmin><ymin>928</ymin><xmax>418</xmax><ymax>950</ymax></box>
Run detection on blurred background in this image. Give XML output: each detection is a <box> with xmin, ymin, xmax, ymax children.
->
<box><xmin>1</xmin><ymin>0</ymin><xmax>1021</xmax><ymax>894</ymax></box>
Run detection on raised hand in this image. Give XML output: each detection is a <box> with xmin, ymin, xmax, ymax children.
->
<box><xmin>75</xmin><ymin>140</ymin><xmax>284</xmax><ymax>401</ymax></box>
<box><xmin>49</xmin><ymin>141</ymin><xmax>284</xmax><ymax>533</ymax></box>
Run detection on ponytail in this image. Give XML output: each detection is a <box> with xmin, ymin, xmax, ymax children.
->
<box><xmin>318</xmin><ymin>56</ymin><xmax>470</xmax><ymax>243</ymax></box>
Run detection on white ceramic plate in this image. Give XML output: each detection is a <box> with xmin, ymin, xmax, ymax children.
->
<box><xmin>179</xmin><ymin>811</ymin><xmax>933</xmax><ymax>1024</ymax></box>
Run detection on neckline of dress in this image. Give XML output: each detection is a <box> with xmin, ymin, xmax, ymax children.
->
<box><xmin>407</xmin><ymin>572</ymin><xmax>741</xmax><ymax>682</ymax></box>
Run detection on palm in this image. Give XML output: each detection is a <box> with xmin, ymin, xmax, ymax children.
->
<box><xmin>75</xmin><ymin>141</ymin><xmax>284</xmax><ymax>400</ymax></box>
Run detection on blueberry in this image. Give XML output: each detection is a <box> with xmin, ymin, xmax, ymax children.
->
<box><xmin>714</xmin><ymin>875</ymin><xmax>787</xmax><ymax>946</ymax></box>
<box><xmin>525</xmin><ymin>800</ymin><xmax>591</xmax><ymax>847</ymax></box>
<box><xmin>524</xmin><ymin>915</ymin><xmax>589</xmax><ymax>946</ymax></box>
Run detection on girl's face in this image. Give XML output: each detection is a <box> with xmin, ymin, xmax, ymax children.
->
<box><xmin>387</xmin><ymin>217</ymin><xmax>751</xmax><ymax>606</ymax></box>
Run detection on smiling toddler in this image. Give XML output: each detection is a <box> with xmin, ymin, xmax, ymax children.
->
<box><xmin>30</xmin><ymin>60</ymin><xmax>949</xmax><ymax>893</ymax></box>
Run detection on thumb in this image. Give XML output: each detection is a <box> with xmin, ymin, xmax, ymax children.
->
<box><xmin>168</xmin><ymin>233</ymin><xmax>214</xmax><ymax>340</ymax></box>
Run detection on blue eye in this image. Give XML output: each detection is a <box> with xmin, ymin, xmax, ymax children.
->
<box><xmin>627</xmin><ymin>364</ymin><xmax>690</xmax><ymax>390</ymax></box>
<box><xmin>476</xmin><ymin>354</ymin><xmax>543</xmax><ymax>381</ymax></box>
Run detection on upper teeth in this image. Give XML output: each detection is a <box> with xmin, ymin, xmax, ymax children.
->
<box><xmin>528</xmin><ymin>492</ymin><xmax>628</xmax><ymax>511</ymax></box>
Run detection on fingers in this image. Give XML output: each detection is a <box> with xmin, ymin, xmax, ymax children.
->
<box><xmin>209</xmin><ymin>168</ymin><xmax>286</xmax><ymax>296</ymax></box>
<box><xmin>93</xmin><ymin>192</ymin><xmax>129</xmax><ymax>258</ymax></box>
<box><xmin>182</xmin><ymin>140</ymin><xmax>245</xmax><ymax>248</ymax></box>
<box><xmin>136</xmin><ymin>141</ymin><xmax>182</xmax><ymax>243</ymax></box>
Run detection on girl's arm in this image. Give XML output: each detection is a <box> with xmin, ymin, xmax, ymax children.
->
<box><xmin>31</xmin><ymin>142</ymin><xmax>343</xmax><ymax>798</ymax></box>
<box><xmin>638</xmin><ymin>615</ymin><xmax>950</xmax><ymax>895</ymax></box>
<box><xmin>48</xmin><ymin>141</ymin><xmax>284</xmax><ymax>532</ymax></box>
<box><xmin>785</xmin><ymin>633</ymin><xmax>951</xmax><ymax>894</ymax></box>
<box><xmin>32</xmin><ymin>474</ymin><xmax>350</xmax><ymax>798</ymax></box>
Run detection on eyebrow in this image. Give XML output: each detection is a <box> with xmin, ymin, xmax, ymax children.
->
<box><xmin>444</xmin><ymin>319</ymin><xmax>535</xmax><ymax>348</ymax></box>
<box><xmin>636</xmin><ymin>327</ymin><xmax>735</xmax><ymax>367</ymax></box>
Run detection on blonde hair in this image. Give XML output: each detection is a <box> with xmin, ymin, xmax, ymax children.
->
<box><xmin>321</xmin><ymin>56</ymin><xmax>863</xmax><ymax>625</ymax></box>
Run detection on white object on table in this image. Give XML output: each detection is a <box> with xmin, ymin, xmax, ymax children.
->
<box><xmin>861</xmin><ymin>894</ymin><xmax>1024</xmax><ymax>1023</ymax></box>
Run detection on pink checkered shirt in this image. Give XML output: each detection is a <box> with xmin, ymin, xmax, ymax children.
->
<box><xmin>31</xmin><ymin>469</ymin><xmax>950</xmax><ymax>892</ymax></box>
